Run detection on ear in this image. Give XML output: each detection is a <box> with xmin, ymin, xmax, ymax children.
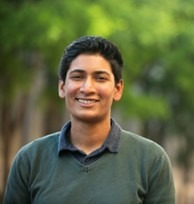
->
<box><xmin>58</xmin><ymin>80</ymin><xmax>66</xmax><ymax>99</ymax></box>
<box><xmin>113</xmin><ymin>79</ymin><xmax>124</xmax><ymax>101</ymax></box>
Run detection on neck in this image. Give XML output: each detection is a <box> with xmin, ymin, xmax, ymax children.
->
<box><xmin>70</xmin><ymin>118</ymin><xmax>111</xmax><ymax>155</ymax></box>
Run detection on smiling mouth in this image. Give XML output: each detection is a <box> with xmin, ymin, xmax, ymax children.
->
<box><xmin>76</xmin><ymin>98</ymin><xmax>98</xmax><ymax>104</ymax></box>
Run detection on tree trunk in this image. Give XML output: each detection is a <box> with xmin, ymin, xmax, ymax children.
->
<box><xmin>0</xmin><ymin>104</ymin><xmax>16</xmax><ymax>203</ymax></box>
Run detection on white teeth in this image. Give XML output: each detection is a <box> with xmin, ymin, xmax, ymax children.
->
<box><xmin>78</xmin><ymin>99</ymin><xmax>96</xmax><ymax>104</ymax></box>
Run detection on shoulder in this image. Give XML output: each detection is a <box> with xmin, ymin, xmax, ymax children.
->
<box><xmin>121</xmin><ymin>129</ymin><xmax>164</xmax><ymax>150</ymax></box>
<box><xmin>119</xmin><ymin>129</ymin><xmax>174</xmax><ymax>180</ymax></box>
<box><xmin>120</xmin><ymin>129</ymin><xmax>170</xmax><ymax>162</ymax></box>
<box><xmin>16</xmin><ymin>132</ymin><xmax>61</xmax><ymax>160</ymax></box>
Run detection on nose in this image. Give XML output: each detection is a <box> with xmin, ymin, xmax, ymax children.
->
<box><xmin>80</xmin><ymin>77</ymin><xmax>95</xmax><ymax>93</ymax></box>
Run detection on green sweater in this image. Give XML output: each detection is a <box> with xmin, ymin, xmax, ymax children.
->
<box><xmin>4</xmin><ymin>129</ymin><xmax>175</xmax><ymax>204</ymax></box>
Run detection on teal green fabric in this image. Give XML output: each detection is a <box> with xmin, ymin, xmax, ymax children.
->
<box><xmin>4</xmin><ymin>129</ymin><xmax>175</xmax><ymax>204</ymax></box>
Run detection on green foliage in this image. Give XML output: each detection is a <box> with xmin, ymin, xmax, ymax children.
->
<box><xmin>1</xmin><ymin>0</ymin><xmax>193</xmax><ymax>120</ymax></box>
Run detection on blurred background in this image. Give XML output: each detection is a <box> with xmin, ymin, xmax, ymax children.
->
<box><xmin>0</xmin><ymin>0</ymin><xmax>194</xmax><ymax>203</ymax></box>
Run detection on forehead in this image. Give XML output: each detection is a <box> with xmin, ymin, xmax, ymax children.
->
<box><xmin>68</xmin><ymin>54</ymin><xmax>112</xmax><ymax>73</ymax></box>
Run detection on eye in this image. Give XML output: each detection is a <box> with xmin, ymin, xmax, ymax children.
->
<box><xmin>70</xmin><ymin>74</ymin><xmax>84</xmax><ymax>80</ymax></box>
<box><xmin>95</xmin><ymin>75</ymin><xmax>108</xmax><ymax>81</ymax></box>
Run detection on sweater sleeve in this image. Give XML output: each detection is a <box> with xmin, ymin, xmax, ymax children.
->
<box><xmin>144</xmin><ymin>148</ymin><xmax>175</xmax><ymax>204</ymax></box>
<box><xmin>3</xmin><ymin>152</ymin><xmax>31</xmax><ymax>204</ymax></box>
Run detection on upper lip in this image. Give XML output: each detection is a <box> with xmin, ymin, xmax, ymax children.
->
<box><xmin>75</xmin><ymin>98</ymin><xmax>99</xmax><ymax>102</ymax></box>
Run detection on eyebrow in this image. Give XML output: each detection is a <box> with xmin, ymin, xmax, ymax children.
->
<box><xmin>69</xmin><ymin>69</ymin><xmax>111</xmax><ymax>76</ymax></box>
<box><xmin>68</xmin><ymin>69</ymin><xmax>84</xmax><ymax>75</ymax></box>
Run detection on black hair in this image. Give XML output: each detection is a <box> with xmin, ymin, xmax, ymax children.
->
<box><xmin>59</xmin><ymin>36</ymin><xmax>123</xmax><ymax>84</ymax></box>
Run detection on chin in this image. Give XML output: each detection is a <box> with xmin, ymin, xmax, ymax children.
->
<box><xmin>75</xmin><ymin>114</ymin><xmax>107</xmax><ymax>124</ymax></box>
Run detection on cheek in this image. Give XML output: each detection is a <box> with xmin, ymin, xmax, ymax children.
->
<box><xmin>65</xmin><ymin>84</ymin><xmax>80</xmax><ymax>97</ymax></box>
<box><xmin>99</xmin><ymin>87</ymin><xmax>115</xmax><ymax>99</ymax></box>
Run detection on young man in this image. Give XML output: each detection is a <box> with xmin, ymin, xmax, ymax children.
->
<box><xmin>4</xmin><ymin>36</ymin><xmax>175</xmax><ymax>203</ymax></box>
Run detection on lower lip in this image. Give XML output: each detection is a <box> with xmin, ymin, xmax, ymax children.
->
<box><xmin>77</xmin><ymin>100</ymin><xmax>97</xmax><ymax>107</ymax></box>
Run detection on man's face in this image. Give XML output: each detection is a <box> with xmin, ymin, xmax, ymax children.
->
<box><xmin>58</xmin><ymin>54</ymin><xmax>123</xmax><ymax>123</ymax></box>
